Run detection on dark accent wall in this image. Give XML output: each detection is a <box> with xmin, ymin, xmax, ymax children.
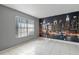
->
<box><xmin>39</xmin><ymin>11</ymin><xmax>79</xmax><ymax>42</ymax></box>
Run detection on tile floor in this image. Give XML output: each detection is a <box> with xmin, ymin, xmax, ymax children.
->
<box><xmin>0</xmin><ymin>38</ymin><xmax>79</xmax><ymax>55</ymax></box>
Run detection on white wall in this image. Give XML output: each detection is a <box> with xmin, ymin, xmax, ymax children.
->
<box><xmin>0</xmin><ymin>5</ymin><xmax>39</xmax><ymax>50</ymax></box>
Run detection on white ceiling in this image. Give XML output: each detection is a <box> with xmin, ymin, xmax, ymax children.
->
<box><xmin>3</xmin><ymin>4</ymin><xmax>79</xmax><ymax>18</ymax></box>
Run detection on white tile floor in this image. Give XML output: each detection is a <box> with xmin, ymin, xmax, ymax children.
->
<box><xmin>0</xmin><ymin>38</ymin><xmax>79</xmax><ymax>55</ymax></box>
<box><xmin>0</xmin><ymin>38</ymin><xmax>44</xmax><ymax>55</ymax></box>
<box><xmin>0</xmin><ymin>39</ymin><xmax>37</xmax><ymax>55</ymax></box>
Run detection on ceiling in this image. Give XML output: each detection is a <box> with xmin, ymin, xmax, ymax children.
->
<box><xmin>3</xmin><ymin>4</ymin><xmax>79</xmax><ymax>18</ymax></box>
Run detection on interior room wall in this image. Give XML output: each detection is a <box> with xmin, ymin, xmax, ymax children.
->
<box><xmin>0</xmin><ymin>5</ymin><xmax>39</xmax><ymax>50</ymax></box>
<box><xmin>39</xmin><ymin>11</ymin><xmax>79</xmax><ymax>42</ymax></box>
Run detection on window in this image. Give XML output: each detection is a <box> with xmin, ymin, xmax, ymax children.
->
<box><xmin>28</xmin><ymin>20</ymin><xmax>34</xmax><ymax>36</ymax></box>
<box><xmin>16</xmin><ymin>16</ymin><xmax>28</xmax><ymax>38</ymax></box>
<box><xmin>16</xmin><ymin>16</ymin><xmax>34</xmax><ymax>38</ymax></box>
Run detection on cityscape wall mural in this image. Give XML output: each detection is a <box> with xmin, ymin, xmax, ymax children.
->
<box><xmin>39</xmin><ymin>11</ymin><xmax>79</xmax><ymax>42</ymax></box>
